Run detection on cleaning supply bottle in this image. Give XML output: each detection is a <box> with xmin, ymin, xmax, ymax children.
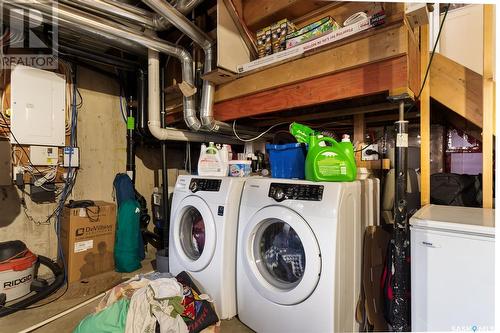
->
<box><xmin>290</xmin><ymin>122</ymin><xmax>316</xmax><ymax>144</ymax></box>
<box><xmin>305</xmin><ymin>134</ymin><xmax>357</xmax><ymax>182</ymax></box>
<box><xmin>220</xmin><ymin>144</ymin><xmax>230</xmax><ymax>176</ymax></box>
<box><xmin>340</xmin><ymin>134</ymin><xmax>357</xmax><ymax>172</ymax></box>
<box><xmin>198</xmin><ymin>142</ymin><xmax>226</xmax><ymax>176</ymax></box>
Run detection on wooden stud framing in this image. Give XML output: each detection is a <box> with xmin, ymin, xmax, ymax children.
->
<box><xmin>482</xmin><ymin>4</ymin><xmax>494</xmax><ymax>208</ymax></box>
<box><xmin>353</xmin><ymin>113</ymin><xmax>365</xmax><ymax>166</ymax></box>
<box><xmin>420</xmin><ymin>25</ymin><xmax>430</xmax><ymax>206</ymax></box>
<box><xmin>430</xmin><ymin>53</ymin><xmax>483</xmax><ymax>129</ymax></box>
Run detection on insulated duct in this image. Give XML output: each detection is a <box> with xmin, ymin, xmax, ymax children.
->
<box><xmin>3</xmin><ymin>2</ymin><xmax>145</xmax><ymax>54</ymax></box>
<box><xmin>142</xmin><ymin>0</ymin><xmax>221</xmax><ymax>132</ymax></box>
<box><xmin>60</xmin><ymin>0</ymin><xmax>204</xmax><ymax>31</ymax></box>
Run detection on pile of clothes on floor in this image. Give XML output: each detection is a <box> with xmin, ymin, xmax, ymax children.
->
<box><xmin>74</xmin><ymin>271</ymin><xmax>219</xmax><ymax>333</ymax></box>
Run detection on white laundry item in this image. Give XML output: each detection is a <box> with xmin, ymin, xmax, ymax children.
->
<box><xmin>125</xmin><ymin>278</ymin><xmax>188</xmax><ymax>333</ymax></box>
<box><xmin>96</xmin><ymin>278</ymin><xmax>151</xmax><ymax>312</ymax></box>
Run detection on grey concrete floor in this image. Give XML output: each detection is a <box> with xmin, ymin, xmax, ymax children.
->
<box><xmin>0</xmin><ymin>256</ymin><xmax>253</xmax><ymax>332</ymax></box>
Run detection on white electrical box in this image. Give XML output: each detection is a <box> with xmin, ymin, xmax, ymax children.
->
<box><xmin>63</xmin><ymin>147</ymin><xmax>79</xmax><ymax>167</ymax></box>
<box><xmin>11</xmin><ymin>65</ymin><xmax>66</xmax><ymax>146</ymax></box>
<box><xmin>29</xmin><ymin>145</ymin><xmax>59</xmax><ymax>166</ymax></box>
<box><xmin>361</xmin><ymin>144</ymin><xmax>379</xmax><ymax>161</ymax></box>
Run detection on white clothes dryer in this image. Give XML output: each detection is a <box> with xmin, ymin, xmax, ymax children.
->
<box><xmin>169</xmin><ymin>175</ymin><xmax>245</xmax><ymax>319</ymax></box>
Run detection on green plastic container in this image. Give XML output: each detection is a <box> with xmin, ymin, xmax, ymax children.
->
<box><xmin>290</xmin><ymin>122</ymin><xmax>315</xmax><ymax>144</ymax></box>
<box><xmin>305</xmin><ymin>134</ymin><xmax>357</xmax><ymax>182</ymax></box>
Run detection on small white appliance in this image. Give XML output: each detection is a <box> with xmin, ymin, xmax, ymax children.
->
<box><xmin>237</xmin><ymin>178</ymin><xmax>361</xmax><ymax>333</ymax></box>
<box><xmin>410</xmin><ymin>204</ymin><xmax>495</xmax><ymax>332</ymax></box>
<box><xmin>169</xmin><ymin>175</ymin><xmax>245</xmax><ymax>319</ymax></box>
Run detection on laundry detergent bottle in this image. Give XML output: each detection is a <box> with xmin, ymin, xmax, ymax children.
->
<box><xmin>305</xmin><ymin>134</ymin><xmax>357</xmax><ymax>182</ymax></box>
<box><xmin>197</xmin><ymin>142</ymin><xmax>227</xmax><ymax>176</ymax></box>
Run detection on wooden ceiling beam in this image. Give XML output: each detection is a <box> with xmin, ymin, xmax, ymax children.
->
<box><xmin>248</xmin><ymin>101</ymin><xmax>398</xmax><ymax>127</ymax></box>
<box><xmin>214</xmin><ymin>56</ymin><xmax>408</xmax><ymax>121</ymax></box>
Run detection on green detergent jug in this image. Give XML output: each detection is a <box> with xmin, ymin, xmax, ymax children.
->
<box><xmin>305</xmin><ymin>134</ymin><xmax>357</xmax><ymax>182</ymax></box>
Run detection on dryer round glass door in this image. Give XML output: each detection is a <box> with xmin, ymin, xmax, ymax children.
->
<box><xmin>172</xmin><ymin>195</ymin><xmax>216</xmax><ymax>272</ymax></box>
<box><xmin>242</xmin><ymin>206</ymin><xmax>321</xmax><ymax>305</ymax></box>
<box><xmin>180</xmin><ymin>207</ymin><xmax>205</xmax><ymax>260</ymax></box>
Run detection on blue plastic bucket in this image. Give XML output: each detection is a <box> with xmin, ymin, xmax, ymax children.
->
<box><xmin>266</xmin><ymin>143</ymin><xmax>307</xmax><ymax>179</ymax></box>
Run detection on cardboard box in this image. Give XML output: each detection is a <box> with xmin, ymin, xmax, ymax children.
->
<box><xmin>61</xmin><ymin>201</ymin><xmax>116</xmax><ymax>283</ymax></box>
<box><xmin>285</xmin><ymin>16</ymin><xmax>340</xmax><ymax>49</ymax></box>
<box><xmin>271</xmin><ymin>19</ymin><xmax>296</xmax><ymax>53</ymax></box>
<box><xmin>256</xmin><ymin>26</ymin><xmax>272</xmax><ymax>58</ymax></box>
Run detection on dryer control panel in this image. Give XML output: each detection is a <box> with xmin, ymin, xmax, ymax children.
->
<box><xmin>269</xmin><ymin>183</ymin><xmax>324</xmax><ymax>202</ymax></box>
<box><xmin>189</xmin><ymin>178</ymin><xmax>221</xmax><ymax>193</ymax></box>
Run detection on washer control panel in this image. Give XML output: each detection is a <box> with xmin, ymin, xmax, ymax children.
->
<box><xmin>268</xmin><ymin>183</ymin><xmax>324</xmax><ymax>202</ymax></box>
<box><xmin>189</xmin><ymin>178</ymin><xmax>222</xmax><ymax>193</ymax></box>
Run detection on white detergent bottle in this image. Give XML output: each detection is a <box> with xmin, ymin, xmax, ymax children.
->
<box><xmin>198</xmin><ymin>142</ymin><xmax>225</xmax><ymax>176</ymax></box>
<box><xmin>220</xmin><ymin>145</ymin><xmax>230</xmax><ymax>176</ymax></box>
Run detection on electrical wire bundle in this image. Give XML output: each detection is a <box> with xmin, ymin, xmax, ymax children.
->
<box><xmin>0</xmin><ymin>63</ymin><xmax>79</xmax><ymax>308</ymax></box>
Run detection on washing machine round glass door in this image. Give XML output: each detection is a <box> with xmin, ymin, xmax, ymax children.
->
<box><xmin>242</xmin><ymin>206</ymin><xmax>321</xmax><ymax>305</ymax></box>
<box><xmin>172</xmin><ymin>195</ymin><xmax>216</xmax><ymax>272</ymax></box>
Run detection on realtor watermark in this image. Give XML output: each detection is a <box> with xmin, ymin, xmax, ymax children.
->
<box><xmin>0</xmin><ymin>1</ymin><xmax>58</xmax><ymax>69</ymax></box>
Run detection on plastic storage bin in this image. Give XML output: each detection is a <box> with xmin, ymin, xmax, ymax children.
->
<box><xmin>266</xmin><ymin>143</ymin><xmax>307</xmax><ymax>179</ymax></box>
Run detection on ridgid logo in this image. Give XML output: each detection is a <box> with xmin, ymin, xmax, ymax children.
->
<box><xmin>3</xmin><ymin>274</ymin><xmax>32</xmax><ymax>289</ymax></box>
<box><xmin>0</xmin><ymin>1</ymin><xmax>58</xmax><ymax>69</ymax></box>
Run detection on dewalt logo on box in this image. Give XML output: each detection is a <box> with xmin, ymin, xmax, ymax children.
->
<box><xmin>75</xmin><ymin>224</ymin><xmax>113</xmax><ymax>238</ymax></box>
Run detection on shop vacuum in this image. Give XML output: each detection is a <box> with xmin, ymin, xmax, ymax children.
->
<box><xmin>0</xmin><ymin>240</ymin><xmax>64</xmax><ymax>317</ymax></box>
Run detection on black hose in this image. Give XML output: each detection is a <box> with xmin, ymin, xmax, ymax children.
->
<box><xmin>160</xmin><ymin>65</ymin><xmax>170</xmax><ymax>251</ymax></box>
<box><xmin>0</xmin><ymin>255</ymin><xmax>65</xmax><ymax>317</ymax></box>
<box><xmin>126</xmin><ymin>95</ymin><xmax>136</xmax><ymax>184</ymax></box>
<box><xmin>136</xmin><ymin>69</ymin><xmax>151</xmax><ymax>138</ymax></box>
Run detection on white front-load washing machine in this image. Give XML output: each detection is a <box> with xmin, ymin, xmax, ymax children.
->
<box><xmin>237</xmin><ymin>178</ymin><xmax>361</xmax><ymax>333</ymax></box>
<box><xmin>169</xmin><ymin>175</ymin><xmax>245</xmax><ymax>319</ymax></box>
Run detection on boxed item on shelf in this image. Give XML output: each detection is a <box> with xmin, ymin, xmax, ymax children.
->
<box><xmin>285</xmin><ymin>16</ymin><xmax>340</xmax><ymax>49</ymax></box>
<box><xmin>238</xmin><ymin>11</ymin><xmax>385</xmax><ymax>73</ymax></box>
<box><xmin>271</xmin><ymin>19</ymin><xmax>296</xmax><ymax>53</ymax></box>
<box><xmin>256</xmin><ymin>26</ymin><xmax>272</xmax><ymax>58</ymax></box>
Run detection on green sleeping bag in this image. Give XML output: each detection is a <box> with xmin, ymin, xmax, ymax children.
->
<box><xmin>73</xmin><ymin>298</ymin><xmax>129</xmax><ymax>333</ymax></box>
<box><xmin>114</xmin><ymin>199</ymin><xmax>142</xmax><ymax>272</ymax></box>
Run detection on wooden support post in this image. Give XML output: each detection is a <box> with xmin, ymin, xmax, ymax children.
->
<box><xmin>354</xmin><ymin>114</ymin><xmax>365</xmax><ymax>165</ymax></box>
<box><xmin>482</xmin><ymin>4</ymin><xmax>495</xmax><ymax>208</ymax></box>
<box><xmin>420</xmin><ymin>25</ymin><xmax>431</xmax><ymax>206</ymax></box>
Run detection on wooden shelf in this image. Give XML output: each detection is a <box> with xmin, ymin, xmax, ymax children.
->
<box><xmin>213</xmin><ymin>15</ymin><xmax>419</xmax><ymax>121</ymax></box>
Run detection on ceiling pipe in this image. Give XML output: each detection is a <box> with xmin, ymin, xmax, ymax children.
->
<box><xmin>3</xmin><ymin>2</ymin><xmax>145</xmax><ymax>54</ymax></box>
<box><xmin>60</xmin><ymin>0</ymin><xmax>204</xmax><ymax>31</ymax></box>
<box><xmin>148</xmin><ymin>51</ymin><xmax>239</xmax><ymax>142</ymax></box>
<box><xmin>7</xmin><ymin>0</ymin><xmax>260</xmax><ymax>141</ymax></box>
<box><xmin>57</xmin><ymin>44</ymin><xmax>139</xmax><ymax>71</ymax></box>
<box><xmin>148</xmin><ymin>49</ymin><xmax>200</xmax><ymax>139</ymax></box>
<box><xmin>5</xmin><ymin>0</ymin><xmax>202</xmax><ymax>134</ymax></box>
<box><xmin>142</xmin><ymin>0</ymin><xmax>222</xmax><ymax>132</ymax></box>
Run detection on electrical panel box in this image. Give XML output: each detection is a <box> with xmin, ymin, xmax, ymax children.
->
<box><xmin>63</xmin><ymin>147</ymin><xmax>79</xmax><ymax>167</ymax></box>
<box><xmin>29</xmin><ymin>145</ymin><xmax>59</xmax><ymax>166</ymax></box>
<box><xmin>11</xmin><ymin>65</ymin><xmax>66</xmax><ymax>146</ymax></box>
